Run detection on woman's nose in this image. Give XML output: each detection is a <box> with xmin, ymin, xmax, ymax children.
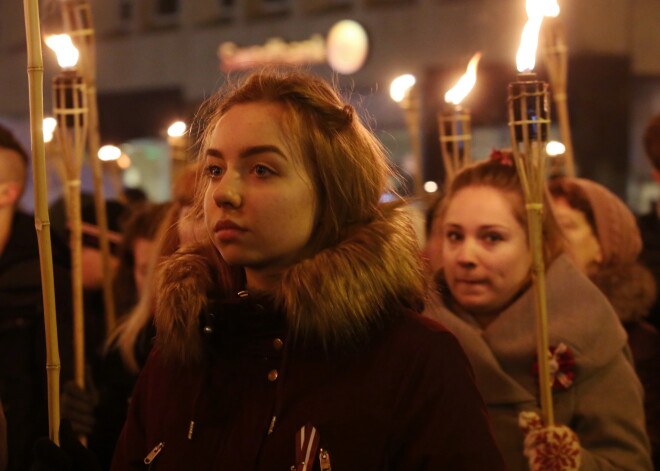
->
<box><xmin>213</xmin><ymin>173</ymin><xmax>242</xmax><ymax>208</ymax></box>
<box><xmin>456</xmin><ymin>239</ymin><xmax>477</xmax><ymax>267</ymax></box>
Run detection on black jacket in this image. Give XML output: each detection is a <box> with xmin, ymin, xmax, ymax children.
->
<box><xmin>0</xmin><ymin>211</ymin><xmax>73</xmax><ymax>471</ymax></box>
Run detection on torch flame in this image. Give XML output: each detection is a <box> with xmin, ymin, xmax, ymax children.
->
<box><xmin>516</xmin><ymin>0</ymin><xmax>561</xmax><ymax>72</ymax></box>
<box><xmin>46</xmin><ymin>34</ymin><xmax>80</xmax><ymax>69</ymax></box>
<box><xmin>543</xmin><ymin>0</ymin><xmax>560</xmax><ymax>17</ymax></box>
<box><xmin>390</xmin><ymin>74</ymin><xmax>416</xmax><ymax>103</ymax></box>
<box><xmin>444</xmin><ymin>52</ymin><xmax>482</xmax><ymax>105</ymax></box>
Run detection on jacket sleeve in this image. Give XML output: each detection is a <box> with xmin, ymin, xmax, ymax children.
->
<box><xmin>389</xmin><ymin>324</ymin><xmax>507</xmax><ymax>470</ymax></box>
<box><xmin>572</xmin><ymin>350</ymin><xmax>652</xmax><ymax>471</ymax></box>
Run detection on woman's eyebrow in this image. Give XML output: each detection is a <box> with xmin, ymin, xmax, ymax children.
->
<box><xmin>205</xmin><ymin>145</ymin><xmax>287</xmax><ymax>160</ymax></box>
<box><xmin>239</xmin><ymin>145</ymin><xmax>287</xmax><ymax>161</ymax></box>
<box><xmin>206</xmin><ymin>148</ymin><xmax>222</xmax><ymax>158</ymax></box>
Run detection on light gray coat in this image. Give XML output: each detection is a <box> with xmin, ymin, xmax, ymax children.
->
<box><xmin>426</xmin><ymin>255</ymin><xmax>652</xmax><ymax>471</ymax></box>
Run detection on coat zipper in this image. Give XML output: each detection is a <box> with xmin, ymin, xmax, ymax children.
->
<box><xmin>144</xmin><ymin>441</ymin><xmax>165</xmax><ymax>467</ymax></box>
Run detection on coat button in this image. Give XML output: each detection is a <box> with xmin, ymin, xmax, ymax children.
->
<box><xmin>268</xmin><ymin>369</ymin><xmax>279</xmax><ymax>382</ymax></box>
<box><xmin>272</xmin><ymin>338</ymin><xmax>284</xmax><ymax>351</ymax></box>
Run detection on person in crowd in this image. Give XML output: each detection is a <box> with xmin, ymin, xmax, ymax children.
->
<box><xmin>0</xmin><ymin>124</ymin><xmax>73</xmax><ymax>471</ymax></box>
<box><xmin>105</xmin><ymin>68</ymin><xmax>505</xmax><ymax>469</ymax></box>
<box><xmin>425</xmin><ymin>155</ymin><xmax>652</xmax><ymax>470</ymax></box>
<box><xmin>61</xmin><ymin>202</ymin><xmax>171</xmax><ymax>470</ymax></box>
<box><xmin>639</xmin><ymin>114</ymin><xmax>660</xmax><ymax>330</ymax></box>
<box><xmin>113</xmin><ymin>203</ymin><xmax>171</xmax><ymax>318</ymax></box>
<box><xmin>549</xmin><ymin>176</ymin><xmax>659</xmax><ymax>469</ymax></box>
<box><xmin>121</xmin><ymin>188</ymin><xmax>148</xmax><ymax>216</ymax></box>
<box><xmin>59</xmin><ymin>163</ymin><xmax>220</xmax><ymax>470</ymax></box>
<box><xmin>72</xmin><ymin>199</ymin><xmax>128</xmax><ymax>371</ymax></box>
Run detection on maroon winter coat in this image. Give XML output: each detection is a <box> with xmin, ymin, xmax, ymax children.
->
<box><xmin>112</xmin><ymin>208</ymin><xmax>505</xmax><ymax>470</ymax></box>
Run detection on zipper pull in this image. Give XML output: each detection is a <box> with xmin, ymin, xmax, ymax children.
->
<box><xmin>144</xmin><ymin>441</ymin><xmax>165</xmax><ymax>465</ymax></box>
<box><xmin>319</xmin><ymin>448</ymin><xmax>332</xmax><ymax>470</ymax></box>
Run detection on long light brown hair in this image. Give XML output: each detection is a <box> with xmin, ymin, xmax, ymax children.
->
<box><xmin>193</xmin><ymin>67</ymin><xmax>395</xmax><ymax>259</ymax></box>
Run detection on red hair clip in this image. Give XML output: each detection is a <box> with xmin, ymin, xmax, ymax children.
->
<box><xmin>489</xmin><ymin>148</ymin><xmax>514</xmax><ymax>166</ymax></box>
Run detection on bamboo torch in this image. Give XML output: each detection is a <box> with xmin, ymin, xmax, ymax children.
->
<box><xmin>43</xmin><ymin>117</ymin><xmax>71</xmax><ymax>211</ymax></box>
<box><xmin>22</xmin><ymin>0</ymin><xmax>62</xmax><ymax>444</ymax></box>
<box><xmin>508</xmin><ymin>0</ymin><xmax>554</xmax><ymax>426</ymax></box>
<box><xmin>390</xmin><ymin>74</ymin><xmax>424</xmax><ymax>199</ymax></box>
<box><xmin>58</xmin><ymin>0</ymin><xmax>118</xmax><ymax>335</ymax></box>
<box><xmin>541</xmin><ymin>2</ymin><xmax>576</xmax><ymax>177</ymax></box>
<box><xmin>47</xmin><ymin>35</ymin><xmax>88</xmax><ymax>398</ymax></box>
<box><xmin>438</xmin><ymin>52</ymin><xmax>481</xmax><ymax>184</ymax></box>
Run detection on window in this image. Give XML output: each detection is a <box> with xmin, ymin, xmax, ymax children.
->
<box><xmin>148</xmin><ymin>0</ymin><xmax>180</xmax><ymax>28</ymax></box>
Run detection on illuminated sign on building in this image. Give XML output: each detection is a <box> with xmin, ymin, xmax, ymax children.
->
<box><xmin>218</xmin><ymin>20</ymin><xmax>369</xmax><ymax>75</ymax></box>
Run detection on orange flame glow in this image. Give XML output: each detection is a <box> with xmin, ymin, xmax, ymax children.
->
<box><xmin>516</xmin><ymin>0</ymin><xmax>561</xmax><ymax>72</ymax></box>
<box><xmin>444</xmin><ymin>52</ymin><xmax>482</xmax><ymax>105</ymax></box>
<box><xmin>45</xmin><ymin>34</ymin><xmax>80</xmax><ymax>69</ymax></box>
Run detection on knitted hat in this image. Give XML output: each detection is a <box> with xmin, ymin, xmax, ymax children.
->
<box><xmin>551</xmin><ymin>177</ymin><xmax>641</xmax><ymax>267</ymax></box>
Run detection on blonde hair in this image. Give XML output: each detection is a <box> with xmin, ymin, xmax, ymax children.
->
<box><xmin>108</xmin><ymin>165</ymin><xmax>202</xmax><ymax>373</ymax></box>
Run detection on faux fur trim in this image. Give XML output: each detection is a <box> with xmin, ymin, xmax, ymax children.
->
<box><xmin>154</xmin><ymin>204</ymin><xmax>426</xmax><ymax>365</ymax></box>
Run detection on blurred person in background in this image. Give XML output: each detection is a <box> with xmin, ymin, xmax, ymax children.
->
<box><xmin>549</xmin><ymin>176</ymin><xmax>659</xmax><ymax>468</ymax></box>
<box><xmin>639</xmin><ymin>114</ymin><xmax>660</xmax><ymax>331</ymax></box>
<box><xmin>0</xmin><ymin>124</ymin><xmax>73</xmax><ymax>471</ymax></box>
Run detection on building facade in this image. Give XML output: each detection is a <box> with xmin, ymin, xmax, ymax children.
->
<box><xmin>1</xmin><ymin>0</ymin><xmax>659</xmax><ymax>207</ymax></box>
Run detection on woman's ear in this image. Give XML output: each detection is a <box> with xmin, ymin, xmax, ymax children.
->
<box><xmin>0</xmin><ymin>181</ymin><xmax>20</xmax><ymax>208</ymax></box>
<box><xmin>593</xmin><ymin>238</ymin><xmax>604</xmax><ymax>265</ymax></box>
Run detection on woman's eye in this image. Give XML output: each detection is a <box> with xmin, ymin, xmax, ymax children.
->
<box><xmin>484</xmin><ymin>233</ymin><xmax>503</xmax><ymax>243</ymax></box>
<box><xmin>253</xmin><ymin>165</ymin><xmax>274</xmax><ymax>177</ymax></box>
<box><xmin>205</xmin><ymin>165</ymin><xmax>224</xmax><ymax>179</ymax></box>
<box><xmin>446</xmin><ymin>231</ymin><xmax>462</xmax><ymax>242</ymax></box>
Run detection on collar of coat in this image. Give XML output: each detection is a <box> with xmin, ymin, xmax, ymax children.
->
<box><xmin>425</xmin><ymin>255</ymin><xmax>628</xmax><ymax>404</ymax></box>
<box><xmin>154</xmin><ymin>204</ymin><xmax>426</xmax><ymax>366</ymax></box>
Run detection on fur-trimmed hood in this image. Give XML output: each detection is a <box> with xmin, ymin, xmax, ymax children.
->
<box><xmin>154</xmin><ymin>204</ymin><xmax>426</xmax><ymax>366</ymax></box>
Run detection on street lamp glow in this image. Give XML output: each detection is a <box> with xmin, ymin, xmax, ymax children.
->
<box><xmin>98</xmin><ymin>145</ymin><xmax>121</xmax><ymax>161</ymax></box>
<box><xmin>546</xmin><ymin>140</ymin><xmax>566</xmax><ymax>156</ymax></box>
<box><xmin>390</xmin><ymin>74</ymin><xmax>416</xmax><ymax>103</ymax></box>
<box><xmin>43</xmin><ymin>117</ymin><xmax>57</xmax><ymax>143</ymax></box>
<box><xmin>45</xmin><ymin>34</ymin><xmax>80</xmax><ymax>69</ymax></box>
<box><xmin>424</xmin><ymin>181</ymin><xmax>439</xmax><ymax>193</ymax></box>
<box><xmin>167</xmin><ymin>121</ymin><xmax>187</xmax><ymax>137</ymax></box>
<box><xmin>326</xmin><ymin>20</ymin><xmax>369</xmax><ymax>75</ymax></box>
<box><xmin>117</xmin><ymin>154</ymin><xmax>132</xmax><ymax>169</ymax></box>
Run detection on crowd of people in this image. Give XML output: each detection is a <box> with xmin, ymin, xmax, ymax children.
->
<box><xmin>0</xmin><ymin>67</ymin><xmax>659</xmax><ymax>470</ymax></box>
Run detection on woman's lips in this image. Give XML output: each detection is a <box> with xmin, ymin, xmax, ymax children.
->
<box><xmin>456</xmin><ymin>278</ymin><xmax>487</xmax><ymax>284</ymax></box>
<box><xmin>454</xmin><ymin>279</ymin><xmax>489</xmax><ymax>290</ymax></box>
<box><xmin>214</xmin><ymin>220</ymin><xmax>246</xmax><ymax>241</ymax></box>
